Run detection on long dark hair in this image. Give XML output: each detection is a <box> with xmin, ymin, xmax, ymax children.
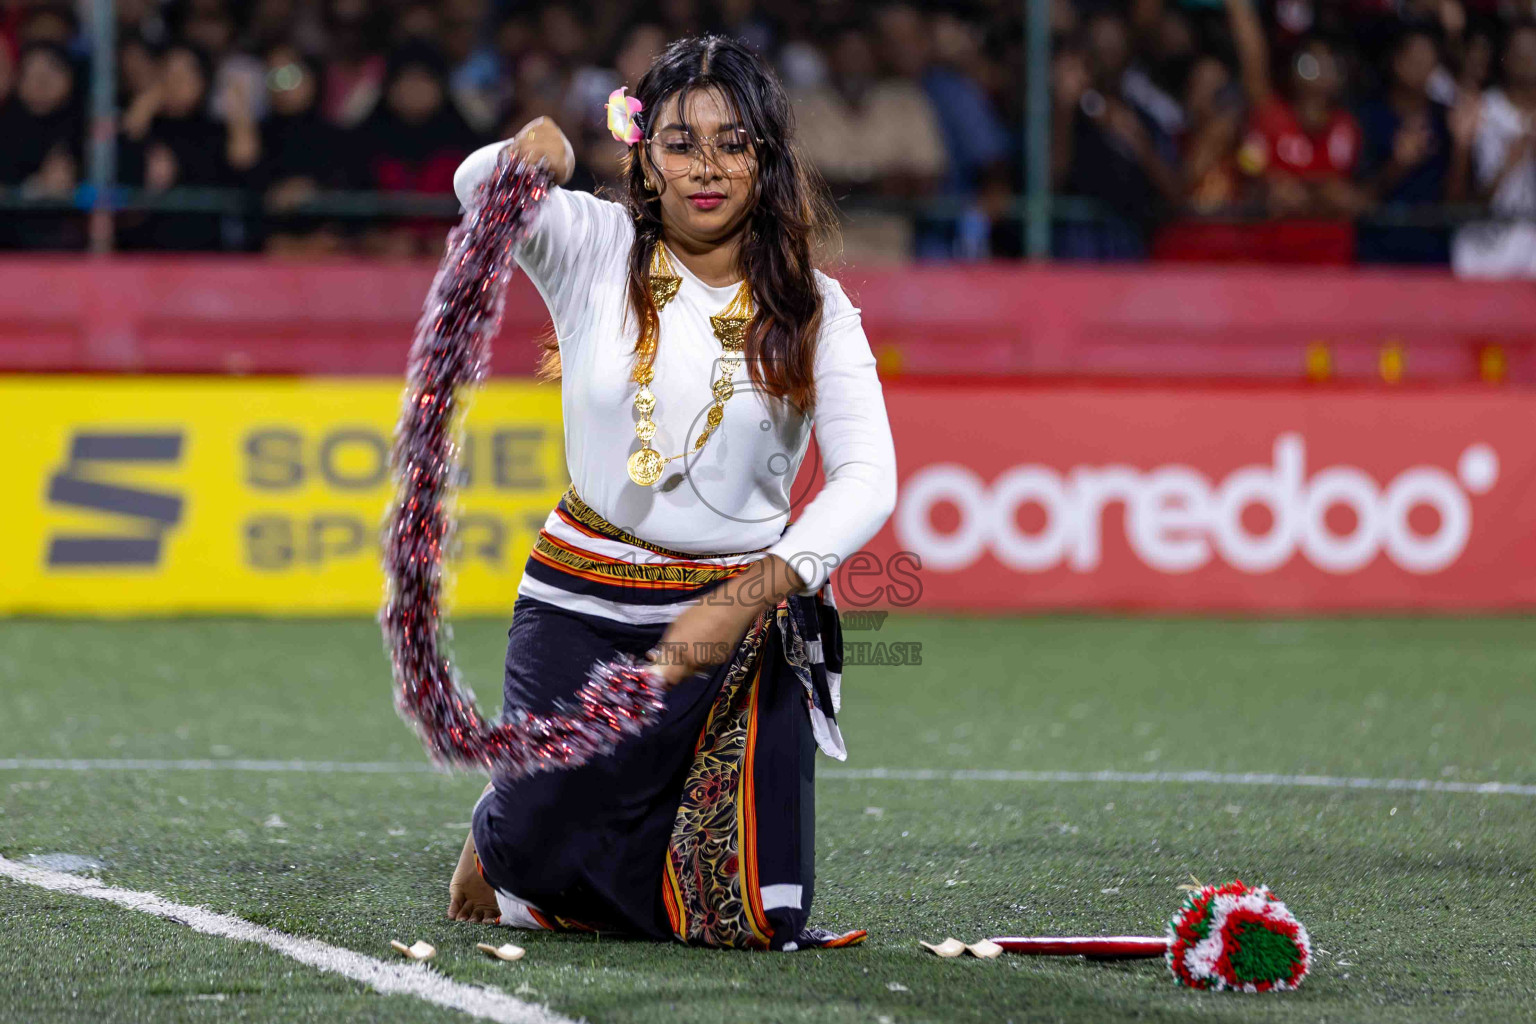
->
<box><xmin>538</xmin><ymin>35</ymin><xmax>838</xmax><ymax>413</ymax></box>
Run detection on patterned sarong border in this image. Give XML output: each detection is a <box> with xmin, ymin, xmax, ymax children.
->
<box><xmin>662</xmin><ymin>611</ymin><xmax>774</xmax><ymax>949</ymax></box>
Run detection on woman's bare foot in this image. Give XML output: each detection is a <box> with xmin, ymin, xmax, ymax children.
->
<box><xmin>448</xmin><ymin>830</ymin><xmax>501</xmax><ymax>923</ymax></box>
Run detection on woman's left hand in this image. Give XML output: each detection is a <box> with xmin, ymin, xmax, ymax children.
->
<box><xmin>647</xmin><ymin>555</ymin><xmax>804</xmax><ymax>688</ymax></box>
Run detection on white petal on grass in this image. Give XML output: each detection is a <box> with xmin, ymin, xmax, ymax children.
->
<box><xmin>920</xmin><ymin>938</ymin><xmax>966</xmax><ymax>957</ymax></box>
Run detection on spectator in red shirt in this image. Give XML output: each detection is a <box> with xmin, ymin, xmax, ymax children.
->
<box><xmin>1227</xmin><ymin>0</ymin><xmax>1368</xmax><ymax>262</ymax></box>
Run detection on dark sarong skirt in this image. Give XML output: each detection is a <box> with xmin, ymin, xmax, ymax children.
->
<box><xmin>471</xmin><ymin>488</ymin><xmax>862</xmax><ymax>951</ymax></box>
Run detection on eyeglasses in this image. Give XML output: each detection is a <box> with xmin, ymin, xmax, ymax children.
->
<box><xmin>646</xmin><ymin>128</ymin><xmax>762</xmax><ymax>176</ymax></box>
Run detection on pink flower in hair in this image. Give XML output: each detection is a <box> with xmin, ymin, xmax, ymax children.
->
<box><xmin>606</xmin><ymin>87</ymin><xmax>644</xmax><ymax>146</ymax></box>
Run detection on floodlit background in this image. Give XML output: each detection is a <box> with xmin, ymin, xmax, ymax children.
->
<box><xmin>2</xmin><ymin>2</ymin><xmax>1535</xmax><ymax>1023</ymax></box>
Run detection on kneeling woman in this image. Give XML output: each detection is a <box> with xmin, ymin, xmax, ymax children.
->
<box><xmin>445</xmin><ymin>35</ymin><xmax>897</xmax><ymax>951</ymax></box>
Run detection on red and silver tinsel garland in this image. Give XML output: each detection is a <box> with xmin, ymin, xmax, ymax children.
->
<box><xmin>382</xmin><ymin>153</ymin><xmax>666</xmax><ymax>777</ymax></box>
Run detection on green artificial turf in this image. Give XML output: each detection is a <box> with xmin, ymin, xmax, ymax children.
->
<box><xmin>2</xmin><ymin>616</ymin><xmax>1534</xmax><ymax>1023</ymax></box>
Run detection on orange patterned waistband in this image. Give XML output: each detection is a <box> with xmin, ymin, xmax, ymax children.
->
<box><xmin>529</xmin><ymin>487</ymin><xmax>768</xmax><ymax>589</ymax></box>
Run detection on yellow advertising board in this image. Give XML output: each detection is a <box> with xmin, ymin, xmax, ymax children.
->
<box><xmin>0</xmin><ymin>377</ymin><xmax>567</xmax><ymax>615</ymax></box>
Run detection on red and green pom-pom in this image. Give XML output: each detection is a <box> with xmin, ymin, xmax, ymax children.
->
<box><xmin>1164</xmin><ymin>880</ymin><xmax>1310</xmax><ymax>992</ymax></box>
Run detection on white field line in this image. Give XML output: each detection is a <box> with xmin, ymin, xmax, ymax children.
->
<box><xmin>0</xmin><ymin>855</ymin><xmax>575</xmax><ymax>1024</ymax></box>
<box><xmin>819</xmin><ymin>767</ymin><xmax>1536</xmax><ymax>797</ymax></box>
<box><xmin>2</xmin><ymin>757</ymin><xmax>1534</xmax><ymax>796</ymax></box>
<box><xmin>0</xmin><ymin>757</ymin><xmax>438</xmax><ymax>773</ymax></box>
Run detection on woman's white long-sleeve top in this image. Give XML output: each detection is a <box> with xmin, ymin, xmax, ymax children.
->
<box><xmin>454</xmin><ymin>144</ymin><xmax>897</xmax><ymax>593</ymax></box>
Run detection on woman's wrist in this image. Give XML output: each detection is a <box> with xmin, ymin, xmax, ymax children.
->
<box><xmin>729</xmin><ymin>555</ymin><xmax>794</xmax><ymax>611</ymax></box>
<box><xmin>760</xmin><ymin>554</ymin><xmax>806</xmax><ymax>603</ymax></box>
<box><xmin>510</xmin><ymin>117</ymin><xmax>574</xmax><ymax>185</ymax></box>
<box><xmin>712</xmin><ymin>555</ymin><xmax>800</xmax><ymax>627</ymax></box>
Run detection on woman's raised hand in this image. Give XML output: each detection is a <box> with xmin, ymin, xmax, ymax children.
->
<box><xmin>506</xmin><ymin>116</ymin><xmax>575</xmax><ymax>186</ymax></box>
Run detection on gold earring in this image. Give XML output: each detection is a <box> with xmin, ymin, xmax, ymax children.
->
<box><xmin>644</xmin><ymin>176</ymin><xmax>657</xmax><ymax>191</ymax></box>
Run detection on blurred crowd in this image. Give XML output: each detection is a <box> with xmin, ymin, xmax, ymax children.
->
<box><xmin>0</xmin><ymin>0</ymin><xmax>1531</xmax><ymax>272</ymax></box>
<box><xmin>0</xmin><ymin>0</ymin><xmax>1021</xmax><ymax>260</ymax></box>
<box><xmin>1054</xmin><ymin>0</ymin><xmax>1536</xmax><ymax>273</ymax></box>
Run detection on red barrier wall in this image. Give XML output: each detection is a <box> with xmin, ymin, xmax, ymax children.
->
<box><xmin>840</xmin><ymin>385</ymin><xmax>1536</xmax><ymax>612</ymax></box>
<box><xmin>4</xmin><ymin>258</ymin><xmax>1536</xmax><ymax>382</ymax></box>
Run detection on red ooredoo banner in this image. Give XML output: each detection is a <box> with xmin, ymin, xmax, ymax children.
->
<box><xmin>836</xmin><ymin>387</ymin><xmax>1536</xmax><ymax>611</ymax></box>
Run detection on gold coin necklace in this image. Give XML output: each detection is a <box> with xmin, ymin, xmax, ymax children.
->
<box><xmin>626</xmin><ymin>241</ymin><xmax>753</xmax><ymax>487</ymax></box>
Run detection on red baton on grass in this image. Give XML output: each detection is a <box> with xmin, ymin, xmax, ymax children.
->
<box><xmin>990</xmin><ymin>936</ymin><xmax>1168</xmax><ymax>960</ymax></box>
<box><xmin>983</xmin><ymin>881</ymin><xmax>1312</xmax><ymax>992</ymax></box>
